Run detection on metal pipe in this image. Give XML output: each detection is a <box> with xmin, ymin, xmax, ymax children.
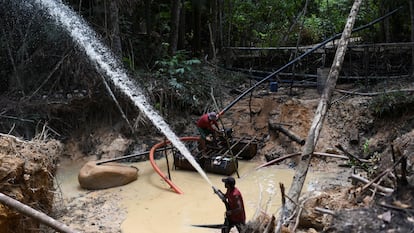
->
<box><xmin>96</xmin><ymin>147</ymin><xmax>173</xmax><ymax>165</ymax></box>
<box><xmin>164</xmin><ymin>139</ymin><xmax>172</xmax><ymax>180</ymax></box>
<box><xmin>0</xmin><ymin>193</ymin><xmax>80</xmax><ymax>233</ymax></box>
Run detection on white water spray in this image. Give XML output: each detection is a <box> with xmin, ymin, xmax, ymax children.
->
<box><xmin>33</xmin><ymin>0</ymin><xmax>212</xmax><ymax>186</ymax></box>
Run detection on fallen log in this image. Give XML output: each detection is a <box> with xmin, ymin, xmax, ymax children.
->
<box><xmin>315</xmin><ymin>207</ymin><xmax>336</xmax><ymax>216</ymax></box>
<box><xmin>350</xmin><ymin>174</ymin><xmax>394</xmax><ymax>194</ymax></box>
<box><xmin>269</xmin><ymin>122</ymin><xmax>305</xmax><ymax>145</ymax></box>
<box><xmin>313</xmin><ymin>151</ymin><xmax>370</xmax><ymax>163</ymax></box>
<box><xmin>313</xmin><ymin>152</ymin><xmax>348</xmax><ymax>160</ymax></box>
<box><xmin>257</xmin><ymin>151</ymin><xmax>357</xmax><ymax>169</ymax></box>
<box><xmin>378</xmin><ymin>201</ymin><xmax>414</xmax><ymax>213</ymax></box>
<box><xmin>335</xmin><ymin>88</ymin><xmax>414</xmax><ymax>96</ymax></box>
<box><xmin>0</xmin><ymin>192</ymin><xmax>80</xmax><ymax>233</ymax></box>
<box><xmin>361</xmin><ymin>153</ymin><xmax>406</xmax><ymax>192</ymax></box>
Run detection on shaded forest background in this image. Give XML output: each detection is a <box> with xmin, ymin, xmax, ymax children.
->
<box><xmin>0</xmin><ymin>0</ymin><xmax>413</xmax><ymax>140</ymax></box>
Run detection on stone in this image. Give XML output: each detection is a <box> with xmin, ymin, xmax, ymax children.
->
<box><xmin>78</xmin><ymin>161</ymin><xmax>138</xmax><ymax>190</ymax></box>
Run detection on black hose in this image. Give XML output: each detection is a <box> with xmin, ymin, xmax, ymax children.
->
<box><xmin>96</xmin><ymin>147</ymin><xmax>173</xmax><ymax>165</ymax></box>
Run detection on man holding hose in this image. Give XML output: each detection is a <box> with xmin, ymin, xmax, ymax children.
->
<box><xmin>213</xmin><ymin>176</ymin><xmax>246</xmax><ymax>233</ymax></box>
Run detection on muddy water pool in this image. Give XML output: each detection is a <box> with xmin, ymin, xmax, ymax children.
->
<box><xmin>56</xmin><ymin>159</ymin><xmax>315</xmax><ymax>233</ymax></box>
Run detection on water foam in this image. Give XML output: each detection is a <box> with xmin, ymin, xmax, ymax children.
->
<box><xmin>34</xmin><ymin>0</ymin><xmax>212</xmax><ymax>186</ymax></box>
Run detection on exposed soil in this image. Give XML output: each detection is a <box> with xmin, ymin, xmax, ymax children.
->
<box><xmin>1</xmin><ymin>80</ymin><xmax>414</xmax><ymax>233</ymax></box>
<box><xmin>0</xmin><ymin>134</ymin><xmax>63</xmax><ymax>232</ymax></box>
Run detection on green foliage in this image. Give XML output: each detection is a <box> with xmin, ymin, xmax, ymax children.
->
<box><xmin>122</xmin><ymin>57</ymin><xmax>134</xmax><ymax>70</ymax></box>
<box><xmin>225</xmin><ymin>0</ymin><xmax>387</xmax><ymax>46</ymax></box>
<box><xmin>153</xmin><ymin>51</ymin><xmax>206</xmax><ymax>111</ymax></box>
<box><xmin>307</xmin><ymin>0</ymin><xmax>352</xmax><ymax>40</ymax></box>
<box><xmin>363</xmin><ymin>139</ymin><xmax>370</xmax><ymax>156</ymax></box>
<box><xmin>228</xmin><ymin>0</ymin><xmax>301</xmax><ymax>46</ymax></box>
<box><xmin>346</xmin><ymin>141</ymin><xmax>381</xmax><ymax>176</ymax></box>
<box><xmin>345</xmin><ymin>137</ymin><xmax>382</xmax><ymax>176</ymax></box>
<box><xmin>369</xmin><ymin>92</ymin><xmax>414</xmax><ymax>117</ymax></box>
<box><xmin>303</xmin><ymin>15</ymin><xmax>324</xmax><ymax>42</ymax></box>
<box><xmin>154</xmin><ymin>51</ymin><xmax>201</xmax><ymax>79</ymax></box>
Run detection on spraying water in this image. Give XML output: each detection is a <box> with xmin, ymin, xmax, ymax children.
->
<box><xmin>33</xmin><ymin>0</ymin><xmax>212</xmax><ymax>187</ymax></box>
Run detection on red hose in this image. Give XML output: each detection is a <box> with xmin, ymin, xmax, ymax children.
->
<box><xmin>149</xmin><ymin>136</ymin><xmax>200</xmax><ymax>194</ymax></box>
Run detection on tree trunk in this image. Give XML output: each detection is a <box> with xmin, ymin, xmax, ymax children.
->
<box><xmin>384</xmin><ymin>4</ymin><xmax>391</xmax><ymax>42</ymax></box>
<box><xmin>409</xmin><ymin>0</ymin><xmax>414</xmax><ymax>75</ymax></box>
<box><xmin>169</xmin><ymin>0</ymin><xmax>182</xmax><ymax>56</ymax></box>
<box><xmin>268</xmin><ymin>122</ymin><xmax>305</xmax><ymax>145</ymax></box>
<box><xmin>144</xmin><ymin>0</ymin><xmax>152</xmax><ymax>35</ymax></box>
<box><xmin>218</xmin><ymin>0</ymin><xmax>224</xmax><ymax>49</ymax></box>
<box><xmin>192</xmin><ymin>0</ymin><xmax>202</xmax><ymax>56</ymax></box>
<box><xmin>225</xmin><ymin>0</ymin><xmax>233</xmax><ymax>47</ymax></box>
<box><xmin>178</xmin><ymin>0</ymin><xmax>186</xmax><ymax>50</ymax></box>
<box><xmin>276</xmin><ymin>0</ymin><xmax>363</xmax><ymax>231</ymax></box>
<box><xmin>208</xmin><ymin>0</ymin><xmax>218</xmax><ymax>60</ymax></box>
<box><xmin>109</xmin><ymin>0</ymin><xmax>122</xmax><ymax>58</ymax></box>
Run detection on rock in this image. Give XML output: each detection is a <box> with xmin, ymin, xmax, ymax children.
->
<box><xmin>78</xmin><ymin>161</ymin><xmax>138</xmax><ymax>190</ymax></box>
<box><xmin>377</xmin><ymin>211</ymin><xmax>392</xmax><ymax>223</ymax></box>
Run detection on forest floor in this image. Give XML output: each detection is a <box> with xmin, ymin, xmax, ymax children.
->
<box><xmin>1</xmin><ymin>78</ymin><xmax>414</xmax><ymax>232</ymax></box>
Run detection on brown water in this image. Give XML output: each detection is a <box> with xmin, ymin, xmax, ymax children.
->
<box><xmin>120</xmin><ymin>160</ymin><xmax>302</xmax><ymax>233</ymax></box>
<box><xmin>56</xmin><ymin>159</ymin><xmax>312</xmax><ymax>233</ymax></box>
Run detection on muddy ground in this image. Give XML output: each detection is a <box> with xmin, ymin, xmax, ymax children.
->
<box><xmin>1</xmin><ymin>79</ymin><xmax>414</xmax><ymax>233</ymax></box>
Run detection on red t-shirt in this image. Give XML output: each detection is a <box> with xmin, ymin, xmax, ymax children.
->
<box><xmin>225</xmin><ymin>187</ymin><xmax>246</xmax><ymax>223</ymax></box>
<box><xmin>196</xmin><ymin>114</ymin><xmax>218</xmax><ymax>131</ymax></box>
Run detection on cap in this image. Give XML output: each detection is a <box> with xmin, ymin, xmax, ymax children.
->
<box><xmin>207</xmin><ymin>112</ymin><xmax>218</xmax><ymax>121</ymax></box>
<box><xmin>222</xmin><ymin>176</ymin><xmax>235</xmax><ymax>186</ymax></box>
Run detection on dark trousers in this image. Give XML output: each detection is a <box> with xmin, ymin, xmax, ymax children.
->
<box><xmin>222</xmin><ymin>219</ymin><xmax>244</xmax><ymax>233</ymax></box>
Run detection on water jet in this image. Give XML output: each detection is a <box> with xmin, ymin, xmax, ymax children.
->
<box><xmin>32</xmin><ymin>0</ymin><xmax>212</xmax><ymax>189</ymax></box>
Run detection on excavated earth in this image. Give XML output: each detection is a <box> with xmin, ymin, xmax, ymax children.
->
<box><xmin>0</xmin><ymin>80</ymin><xmax>414</xmax><ymax>233</ymax></box>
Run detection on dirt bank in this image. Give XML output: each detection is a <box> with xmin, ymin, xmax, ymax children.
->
<box><xmin>0</xmin><ymin>134</ymin><xmax>62</xmax><ymax>232</ymax></box>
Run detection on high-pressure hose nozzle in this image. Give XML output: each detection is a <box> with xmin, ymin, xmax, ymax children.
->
<box><xmin>212</xmin><ymin>186</ymin><xmax>226</xmax><ymax>203</ymax></box>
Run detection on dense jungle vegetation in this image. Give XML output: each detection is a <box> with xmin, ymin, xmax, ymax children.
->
<box><xmin>0</xmin><ymin>0</ymin><xmax>413</xmax><ymax>138</ymax></box>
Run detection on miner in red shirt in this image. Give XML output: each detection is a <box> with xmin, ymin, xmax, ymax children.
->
<box><xmin>215</xmin><ymin>176</ymin><xmax>246</xmax><ymax>233</ymax></box>
<box><xmin>196</xmin><ymin>112</ymin><xmax>220</xmax><ymax>155</ymax></box>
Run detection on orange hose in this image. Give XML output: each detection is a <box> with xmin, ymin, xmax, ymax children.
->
<box><xmin>149</xmin><ymin>136</ymin><xmax>200</xmax><ymax>194</ymax></box>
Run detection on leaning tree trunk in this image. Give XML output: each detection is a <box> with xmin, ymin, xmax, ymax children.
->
<box><xmin>276</xmin><ymin>0</ymin><xmax>363</xmax><ymax>232</ymax></box>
